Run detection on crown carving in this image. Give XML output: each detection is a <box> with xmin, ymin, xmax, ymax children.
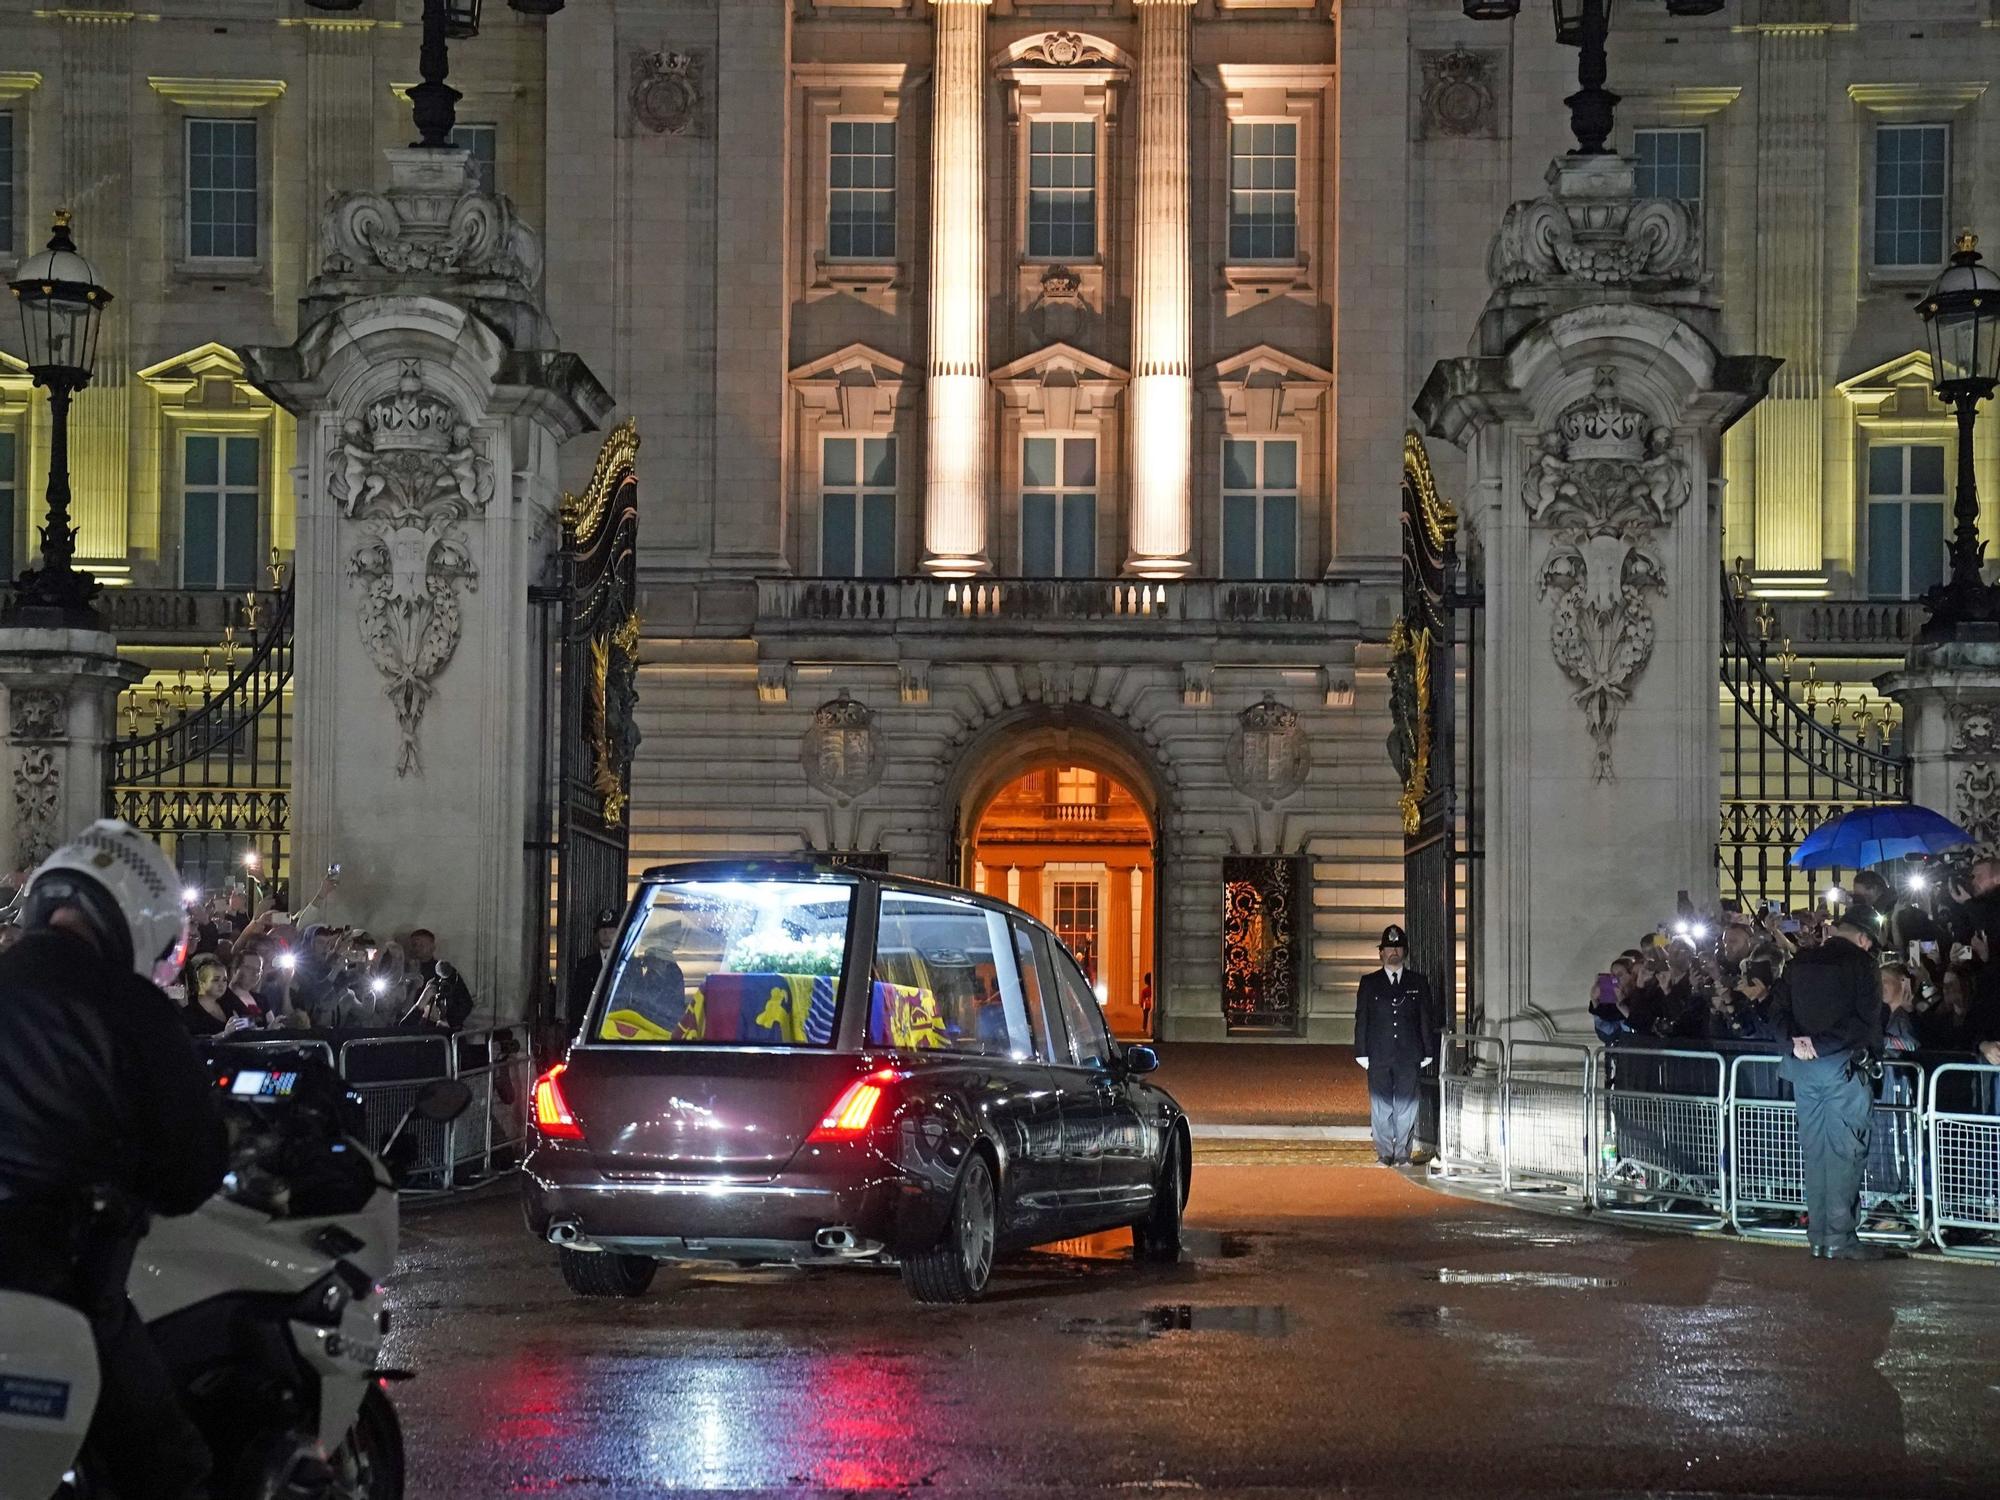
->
<box><xmin>364</xmin><ymin>362</ymin><xmax>459</xmax><ymax>455</ymax></box>
<box><xmin>1554</xmin><ymin>367</ymin><xmax>1647</xmax><ymax>460</ymax></box>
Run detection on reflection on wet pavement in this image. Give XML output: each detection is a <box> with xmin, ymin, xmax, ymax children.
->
<box><xmin>1059</xmin><ymin>1303</ymin><xmax>1292</xmax><ymax>1343</ymax></box>
<box><xmin>1431</xmin><ymin>1268</ymin><xmax>1618</xmax><ymax>1289</ymax></box>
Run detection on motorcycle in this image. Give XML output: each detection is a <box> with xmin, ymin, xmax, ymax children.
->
<box><xmin>0</xmin><ymin>1044</ymin><xmax>469</xmax><ymax>1500</ymax></box>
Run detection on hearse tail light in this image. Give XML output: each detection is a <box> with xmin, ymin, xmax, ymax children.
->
<box><xmin>532</xmin><ymin>1063</ymin><xmax>585</xmax><ymax>1140</ymax></box>
<box><xmin>806</xmin><ymin>1067</ymin><xmax>899</xmax><ymax>1143</ymax></box>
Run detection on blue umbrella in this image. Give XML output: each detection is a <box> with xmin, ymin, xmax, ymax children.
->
<box><xmin>1788</xmin><ymin>804</ymin><xmax>1976</xmax><ymax>869</ymax></box>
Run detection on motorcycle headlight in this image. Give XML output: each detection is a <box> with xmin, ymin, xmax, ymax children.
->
<box><xmin>295</xmin><ymin>1271</ymin><xmax>352</xmax><ymax>1327</ymax></box>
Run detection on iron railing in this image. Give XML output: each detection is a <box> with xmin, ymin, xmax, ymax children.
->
<box><xmin>1718</xmin><ymin>570</ymin><xmax>1910</xmax><ymax>909</ymax></box>
<box><xmin>106</xmin><ymin>583</ymin><xmax>294</xmax><ymax>889</ymax></box>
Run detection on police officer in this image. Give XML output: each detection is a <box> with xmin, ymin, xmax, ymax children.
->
<box><xmin>1773</xmin><ymin>910</ymin><xmax>1898</xmax><ymax>1261</ymax></box>
<box><xmin>1354</xmin><ymin>924</ymin><xmax>1439</xmax><ymax>1166</ymax></box>
<box><xmin>567</xmin><ymin>906</ymin><xmax>622</xmax><ymax>1035</ymax></box>
<box><xmin>0</xmin><ymin>821</ymin><xmax>229</xmax><ymax>1497</ymax></box>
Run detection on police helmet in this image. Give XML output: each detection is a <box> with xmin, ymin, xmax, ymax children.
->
<box><xmin>22</xmin><ymin>820</ymin><xmax>189</xmax><ymax>983</ymax></box>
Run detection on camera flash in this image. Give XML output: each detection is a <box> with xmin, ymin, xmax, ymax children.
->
<box><xmin>1824</xmin><ymin>884</ymin><xmax>1843</xmax><ymax>904</ymax></box>
<box><xmin>370</xmin><ymin>977</ymin><xmax>388</xmax><ymax>996</ymax></box>
<box><xmin>278</xmin><ymin>953</ymin><xmax>297</xmax><ymax>972</ymax></box>
<box><xmin>182</xmin><ymin>887</ymin><xmax>200</xmax><ymax>905</ymax></box>
<box><xmin>1672</xmin><ymin>921</ymin><xmax>1691</xmax><ymax>938</ymax></box>
<box><xmin>1908</xmin><ymin>873</ymin><xmax>1927</xmax><ymax>892</ymax></box>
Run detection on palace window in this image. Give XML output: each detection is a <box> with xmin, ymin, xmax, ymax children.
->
<box><xmin>0</xmin><ymin>429</ymin><xmax>15</xmax><ymax>583</ymax></box>
<box><xmin>821</xmin><ymin>435</ymin><xmax>896</xmax><ymax>577</ymax></box>
<box><xmin>1866</xmin><ymin>443</ymin><xmax>1948</xmax><ymax>600</ymax></box>
<box><xmin>182</xmin><ymin>433</ymin><xmax>261</xmax><ymax>590</ymax></box>
<box><xmin>0</xmin><ymin>111</ymin><xmax>14</xmax><ymax>256</ymax></box>
<box><xmin>1874</xmin><ymin>123</ymin><xmax>1948</xmax><ymax>269</ymax></box>
<box><xmin>1228</xmin><ymin>122</ymin><xmax>1298</xmax><ymax>262</ymax></box>
<box><xmin>185</xmin><ymin>118</ymin><xmax>259</xmax><ymax>260</ymax></box>
<box><xmin>1221</xmin><ymin>438</ymin><xmax>1298</xmax><ymax>580</ymax></box>
<box><xmin>449</xmin><ymin>124</ymin><xmax>499</xmax><ymax>196</ymax></box>
<box><xmin>1021</xmin><ymin>436</ymin><xmax>1097</xmax><ymax>578</ymax></box>
<box><xmin>828</xmin><ymin>120</ymin><xmax>896</xmax><ymax>261</ymax></box>
<box><xmin>1028</xmin><ymin>120</ymin><xmax>1095</xmax><ymax>260</ymax></box>
<box><xmin>1634</xmin><ymin>127</ymin><xmax>1703</xmax><ymax>208</ymax></box>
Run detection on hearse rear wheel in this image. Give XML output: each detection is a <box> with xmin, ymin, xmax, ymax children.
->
<box><xmin>558</xmin><ymin>1245</ymin><xmax>658</xmax><ymax>1298</ymax></box>
<box><xmin>902</xmin><ymin>1152</ymin><xmax>997</xmax><ymax>1304</ymax></box>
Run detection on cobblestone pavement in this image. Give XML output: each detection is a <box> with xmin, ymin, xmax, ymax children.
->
<box><xmin>383</xmin><ymin>1163</ymin><xmax>1997</xmax><ymax>1499</ymax></box>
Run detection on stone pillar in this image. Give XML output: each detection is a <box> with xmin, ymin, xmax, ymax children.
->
<box><xmin>0</xmin><ymin>629</ymin><xmax>143</xmax><ymax>871</ymax></box>
<box><xmin>245</xmin><ymin>149</ymin><xmax>611</xmax><ymax>1021</ymax></box>
<box><xmin>922</xmin><ymin>0</ymin><xmax>990</xmax><ymax>576</ymax></box>
<box><xmin>1127</xmin><ymin>0</ymin><xmax>1195</xmax><ymax>577</ymax></box>
<box><xmin>1417</xmin><ymin>157</ymin><xmax>1775</xmax><ymax>1038</ymax></box>
<box><xmin>1880</xmin><ymin>642</ymin><xmax>2000</xmax><ymax>852</ymax></box>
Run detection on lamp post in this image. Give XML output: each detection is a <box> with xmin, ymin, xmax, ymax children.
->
<box><xmin>6</xmin><ymin>211</ymin><xmax>112</xmax><ymax>627</ymax></box>
<box><xmin>1915</xmin><ymin>231</ymin><xmax>2000</xmax><ymax>640</ymax></box>
<box><xmin>1463</xmin><ymin>2</ymin><xmax>1726</xmax><ymax>155</ymax></box>
<box><xmin>305</xmin><ymin>0</ymin><xmax>563</xmax><ymax>148</ymax></box>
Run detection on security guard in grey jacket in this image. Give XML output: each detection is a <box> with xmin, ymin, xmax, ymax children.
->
<box><xmin>1773</xmin><ymin>912</ymin><xmax>1898</xmax><ymax>1260</ymax></box>
<box><xmin>1354</xmin><ymin>924</ymin><xmax>1439</xmax><ymax>1165</ymax></box>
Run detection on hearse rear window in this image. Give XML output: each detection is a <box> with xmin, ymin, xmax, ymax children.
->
<box><xmin>595</xmin><ymin>881</ymin><xmax>853</xmax><ymax>1045</ymax></box>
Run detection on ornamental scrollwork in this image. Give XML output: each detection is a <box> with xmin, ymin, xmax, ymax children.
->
<box><xmin>1488</xmin><ymin>174</ymin><xmax>1703</xmax><ymax>289</ymax></box>
<box><xmin>588</xmin><ymin>614</ymin><xmax>644</xmax><ymax>828</ymax></box>
<box><xmin>13</xmin><ymin>746</ymin><xmax>60</xmax><ymax>870</ymax></box>
<box><xmin>1418</xmin><ymin>48</ymin><xmax>1499</xmax><ymax>140</ymax></box>
<box><xmin>1021</xmin><ymin>31</ymin><xmax>1113</xmax><ymax>68</ymax></box>
<box><xmin>1957</xmin><ymin>762</ymin><xmax>2000</xmax><ymax>849</ymax></box>
<box><xmin>329</xmin><ymin>361</ymin><xmax>496</xmax><ymax>778</ymax></box>
<box><xmin>1386</xmin><ymin>618</ymin><xmax>1432</xmax><ymax>837</ymax></box>
<box><xmin>631</xmin><ymin>49</ymin><xmax>702</xmax><ymax>136</ymax></box>
<box><xmin>801</xmin><ymin>696</ymin><xmax>884</xmax><ymax>803</ymax></box>
<box><xmin>320</xmin><ymin>173</ymin><xmax>543</xmax><ymax>290</ymax></box>
<box><xmin>1527</xmin><ymin>367</ymin><xmax>1693</xmax><ymax>782</ymax></box>
<box><xmin>1225</xmin><ymin>695</ymin><xmax>1311</xmax><ymax>808</ymax></box>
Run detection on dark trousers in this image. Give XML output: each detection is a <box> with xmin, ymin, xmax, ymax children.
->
<box><xmin>0</xmin><ymin>1202</ymin><xmax>212</xmax><ymax>1500</ymax></box>
<box><xmin>1783</xmin><ymin>1052</ymin><xmax>1873</xmax><ymax>1251</ymax></box>
<box><xmin>1368</xmin><ymin>1054</ymin><xmax>1421</xmax><ymax>1162</ymax></box>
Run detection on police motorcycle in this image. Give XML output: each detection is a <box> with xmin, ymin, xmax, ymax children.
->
<box><xmin>0</xmin><ymin>1044</ymin><xmax>469</xmax><ymax>1500</ymax></box>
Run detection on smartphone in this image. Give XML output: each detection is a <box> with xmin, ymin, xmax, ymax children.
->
<box><xmin>327</xmin><ymin>862</ymin><xmax>342</xmax><ymax>880</ymax></box>
<box><xmin>1920</xmin><ymin>940</ymin><xmax>1939</xmax><ymax>958</ymax></box>
<box><xmin>1780</xmin><ymin>919</ymin><xmax>1801</xmax><ymax>934</ymax></box>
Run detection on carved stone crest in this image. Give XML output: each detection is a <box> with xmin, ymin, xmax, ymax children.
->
<box><xmin>1022</xmin><ymin>31</ymin><xmax>1111</xmax><ymax>68</ymax></box>
<box><xmin>8</xmin><ymin>688</ymin><xmax>67</xmax><ymax>742</ymax></box>
<box><xmin>1418</xmin><ymin>48</ymin><xmax>1499</xmax><ymax>140</ymax></box>
<box><xmin>1489</xmin><ymin>159</ymin><xmax>1703</xmax><ymax>289</ymax></box>
<box><xmin>801</xmin><ymin>695</ymin><xmax>884</xmax><ymax>802</ymax></box>
<box><xmin>1947</xmin><ymin>700</ymin><xmax>1998</xmax><ymax>756</ymax></box>
<box><xmin>13</xmin><ymin>746</ymin><xmax>59</xmax><ymax>870</ymax></box>
<box><xmin>1526</xmin><ymin>368</ymin><xmax>1692</xmax><ymax>781</ymax></box>
<box><xmin>632</xmin><ymin>49</ymin><xmax>702</xmax><ymax>136</ymax></box>
<box><xmin>1957</xmin><ymin>761</ymin><xmax>2000</xmax><ymax>848</ymax></box>
<box><xmin>329</xmin><ymin>360</ymin><xmax>496</xmax><ymax>777</ymax></box>
<box><xmin>1225</xmin><ymin>695</ymin><xmax>1311</xmax><ymax>807</ymax></box>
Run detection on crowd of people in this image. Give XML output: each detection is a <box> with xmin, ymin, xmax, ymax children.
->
<box><xmin>1590</xmin><ymin>855</ymin><xmax>2000</xmax><ymax>1066</ymax></box>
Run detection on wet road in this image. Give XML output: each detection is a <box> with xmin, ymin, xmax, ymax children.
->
<box><xmin>386</xmin><ymin>1163</ymin><xmax>1999</xmax><ymax>1498</ymax></box>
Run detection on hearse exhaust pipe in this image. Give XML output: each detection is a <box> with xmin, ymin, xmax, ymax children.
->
<box><xmin>547</xmin><ymin>1219</ymin><xmax>586</xmax><ymax>1247</ymax></box>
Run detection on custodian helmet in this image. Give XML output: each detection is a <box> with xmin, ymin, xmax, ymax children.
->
<box><xmin>21</xmin><ymin>820</ymin><xmax>189</xmax><ymax>982</ymax></box>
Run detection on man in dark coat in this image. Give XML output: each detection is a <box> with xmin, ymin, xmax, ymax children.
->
<box><xmin>1354</xmin><ymin>923</ymin><xmax>1439</xmax><ymax>1166</ymax></box>
<box><xmin>1773</xmin><ymin>912</ymin><xmax>1895</xmax><ymax>1260</ymax></box>
<box><xmin>567</xmin><ymin>907</ymin><xmax>622</xmax><ymax>1036</ymax></box>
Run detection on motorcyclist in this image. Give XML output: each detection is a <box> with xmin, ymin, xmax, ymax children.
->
<box><xmin>0</xmin><ymin>820</ymin><xmax>229</xmax><ymax>1498</ymax></box>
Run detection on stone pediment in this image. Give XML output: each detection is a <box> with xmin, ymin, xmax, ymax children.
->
<box><xmin>1210</xmin><ymin>344</ymin><xmax>1333</xmax><ymax>433</ymax></box>
<box><xmin>1212</xmin><ymin>344</ymin><xmax>1336</xmax><ymax>387</ymax></box>
<box><xmin>991</xmin><ymin>342</ymin><xmax>1128</xmax><ymax>386</ymax></box>
<box><xmin>996</xmin><ymin>31</ymin><xmax>1133</xmax><ymax>74</ymax></box>
<box><xmin>1835</xmin><ymin>349</ymin><xmax>1948</xmax><ymax>421</ymax></box>
<box><xmin>992</xmin><ymin>343</ymin><xmax>1128</xmax><ymax>428</ymax></box>
<box><xmin>137</xmin><ymin>342</ymin><xmax>252</xmax><ymax>389</ymax></box>
<box><xmin>787</xmin><ymin>343</ymin><xmax>910</xmax><ymax>432</ymax></box>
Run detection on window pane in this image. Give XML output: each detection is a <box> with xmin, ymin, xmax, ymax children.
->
<box><xmin>1228</xmin><ymin>117</ymin><xmax>1299</xmax><ymax>261</ymax></box>
<box><xmin>223</xmin><ymin>491</ymin><xmax>259</xmax><ymax>589</ymax></box>
<box><xmin>1875</xmin><ymin>125</ymin><xmax>1947</xmax><ymax>267</ymax></box>
<box><xmin>0</xmin><ymin>430</ymin><xmax>15</xmax><ymax>583</ymax></box>
<box><xmin>187</xmin><ymin>118</ymin><xmax>258</xmax><ymax>260</ymax></box>
<box><xmin>1866</xmin><ymin>502</ymin><xmax>1904</xmax><ymax>598</ymax></box>
<box><xmin>1223</xmin><ymin>494</ymin><xmax>1258</xmax><ymax>580</ymax></box>
<box><xmin>1010</xmin><ymin>921</ymin><xmax>1061</xmax><ymax>1063</ymax></box>
<box><xmin>1022</xmin><ymin>493</ymin><xmax>1056</xmax><ymax>575</ymax></box>
<box><xmin>1909</xmin><ymin>444</ymin><xmax>1946</xmax><ymax>495</ymax></box>
<box><xmin>225</xmin><ymin>435</ymin><xmax>259</xmax><ymax>487</ymax></box>
<box><xmin>870</xmin><ymin>892</ymin><xmax>1017</xmax><ymax>1056</ymax></box>
<box><xmin>1061</xmin><ymin>493</ymin><xmax>1096</xmax><ymax>578</ymax></box>
<box><xmin>185</xmin><ymin>435</ymin><xmax>219</xmax><ymax>486</ymax></box>
<box><xmin>861</xmin><ymin>492</ymin><xmax>896</xmax><ymax>577</ymax></box>
<box><xmin>1909</xmin><ymin>501</ymin><xmax>1946</xmax><ymax>596</ymax></box>
<box><xmin>822</xmin><ymin>492</ymin><xmax>856</xmax><ymax>575</ymax></box>
<box><xmin>1048</xmin><ymin>942</ymin><xmax>1110</xmax><ymax>1069</ymax></box>
<box><xmin>1027</xmin><ymin>119</ymin><xmax>1095</xmax><ymax>259</ymax></box>
<box><xmin>823</xmin><ymin>437</ymin><xmax>856</xmax><ymax>487</ymax></box>
<box><xmin>449</xmin><ymin>124</ymin><xmax>499</xmax><ymax>196</ymax></box>
<box><xmin>1023</xmin><ymin>437</ymin><xmax>1057</xmax><ymax>489</ymax></box>
<box><xmin>593</xmin><ymin>880</ymin><xmax>852</xmax><ymax>1047</ymax></box>
<box><xmin>1222</xmin><ymin>440</ymin><xmax>1258</xmax><ymax>491</ymax></box>
<box><xmin>0</xmin><ymin>111</ymin><xmax>14</xmax><ymax>254</ymax></box>
<box><xmin>1262</xmin><ymin>495</ymin><xmax>1298</xmax><ymax>580</ymax></box>
<box><xmin>862</xmin><ymin>437</ymin><xmax>896</xmax><ymax>488</ymax></box>
<box><xmin>1263</xmin><ymin>439</ymin><xmax>1298</xmax><ymax>491</ymax></box>
<box><xmin>1867</xmin><ymin>445</ymin><xmax>1905</xmax><ymax>497</ymax></box>
<box><xmin>1062</xmin><ymin>437</ymin><xmax>1096</xmax><ymax>489</ymax></box>
<box><xmin>185</xmin><ymin>492</ymin><xmax>219</xmax><ymax>589</ymax></box>
<box><xmin>828</xmin><ymin>117</ymin><xmax>896</xmax><ymax>260</ymax></box>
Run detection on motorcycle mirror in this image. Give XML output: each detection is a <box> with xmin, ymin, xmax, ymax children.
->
<box><xmin>415</xmin><ymin>1079</ymin><xmax>473</xmax><ymax>1124</ymax></box>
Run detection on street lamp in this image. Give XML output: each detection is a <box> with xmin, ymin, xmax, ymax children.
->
<box><xmin>304</xmin><ymin>1</ymin><xmax>563</xmax><ymax>149</ymax></box>
<box><xmin>1463</xmin><ymin>2</ymin><xmax>1728</xmax><ymax>156</ymax></box>
<box><xmin>6</xmin><ymin>210</ymin><xmax>112</xmax><ymax>626</ymax></box>
<box><xmin>1916</xmin><ymin>231</ymin><xmax>2000</xmax><ymax>638</ymax></box>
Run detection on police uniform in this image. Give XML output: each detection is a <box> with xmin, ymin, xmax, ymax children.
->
<box><xmin>1354</xmin><ymin>923</ymin><xmax>1439</xmax><ymax>1165</ymax></box>
<box><xmin>566</xmin><ymin>907</ymin><xmax>621</xmax><ymax>1035</ymax></box>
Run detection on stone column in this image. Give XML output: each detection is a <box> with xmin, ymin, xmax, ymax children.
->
<box><xmin>245</xmin><ymin>149</ymin><xmax>611</xmax><ymax>1021</ymax></box>
<box><xmin>922</xmin><ymin>0</ymin><xmax>991</xmax><ymax>576</ymax></box>
<box><xmin>1127</xmin><ymin>0</ymin><xmax>1195</xmax><ymax>577</ymax></box>
<box><xmin>1417</xmin><ymin>157</ymin><xmax>1775</xmax><ymax>1038</ymax></box>
<box><xmin>1879</xmin><ymin>642</ymin><xmax>2000</xmax><ymax>852</ymax></box>
<box><xmin>0</xmin><ymin>629</ymin><xmax>144</xmax><ymax>871</ymax></box>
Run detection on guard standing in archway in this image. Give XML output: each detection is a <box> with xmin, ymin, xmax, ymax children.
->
<box><xmin>1354</xmin><ymin>924</ymin><xmax>1438</xmax><ymax>1166</ymax></box>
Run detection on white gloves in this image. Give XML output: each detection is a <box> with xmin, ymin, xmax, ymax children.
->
<box><xmin>1356</xmin><ymin>1056</ymin><xmax>1369</xmax><ymax>1070</ymax></box>
<box><xmin>1421</xmin><ymin>1057</ymin><xmax>1434</xmax><ymax>1069</ymax></box>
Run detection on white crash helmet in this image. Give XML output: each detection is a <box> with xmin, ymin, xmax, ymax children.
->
<box><xmin>22</xmin><ymin>820</ymin><xmax>189</xmax><ymax>983</ymax></box>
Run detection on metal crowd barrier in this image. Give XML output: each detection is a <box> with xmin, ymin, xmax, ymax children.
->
<box><xmin>1436</xmin><ymin>1034</ymin><xmax>2000</xmax><ymax>1258</ymax></box>
<box><xmin>1437</xmin><ymin>1033</ymin><xmax>1505</xmax><ymax>1187</ymax></box>
<box><xmin>1926</xmin><ymin>1062</ymin><xmax>2000</xmax><ymax>1262</ymax></box>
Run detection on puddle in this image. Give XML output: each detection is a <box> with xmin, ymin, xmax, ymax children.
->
<box><xmin>1026</xmin><ymin>1229</ymin><xmax>1257</xmax><ymax>1267</ymax></box>
<box><xmin>1388</xmin><ymin>1305</ymin><xmax>1447</xmax><ymax>1330</ymax></box>
<box><xmin>1430</xmin><ymin>1269</ymin><xmax>1617</xmax><ymax>1290</ymax></box>
<box><xmin>1060</xmin><ymin>1303</ymin><xmax>1290</xmax><ymax>1343</ymax></box>
<box><xmin>1180</xmin><ymin>1229</ymin><xmax>1256</xmax><ymax>1260</ymax></box>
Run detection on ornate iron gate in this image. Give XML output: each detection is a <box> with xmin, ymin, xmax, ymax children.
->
<box><xmin>1719</xmin><ymin>566</ymin><xmax>1910</xmax><ymax>908</ymax></box>
<box><xmin>545</xmin><ymin>422</ymin><xmax>640</xmax><ymax>1031</ymax></box>
<box><xmin>1221</xmin><ymin>854</ymin><xmax>1303</xmax><ymax>1033</ymax></box>
<box><xmin>1390</xmin><ymin>434</ymin><xmax>1474</xmax><ymax>1030</ymax></box>
<box><xmin>106</xmin><ymin>578</ymin><xmax>294</xmax><ymax>892</ymax></box>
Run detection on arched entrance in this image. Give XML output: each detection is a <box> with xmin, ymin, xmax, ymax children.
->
<box><xmin>950</xmin><ymin>714</ymin><xmax>1161</xmax><ymax>1041</ymax></box>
